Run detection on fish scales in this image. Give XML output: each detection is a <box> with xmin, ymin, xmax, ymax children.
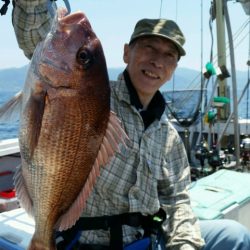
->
<box><xmin>11</xmin><ymin>8</ymin><xmax>128</xmax><ymax>250</ymax></box>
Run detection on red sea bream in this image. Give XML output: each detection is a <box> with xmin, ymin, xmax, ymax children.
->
<box><xmin>11</xmin><ymin>8</ymin><xmax>127</xmax><ymax>250</ymax></box>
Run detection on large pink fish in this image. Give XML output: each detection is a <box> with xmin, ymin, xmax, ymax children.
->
<box><xmin>10</xmin><ymin>8</ymin><xmax>127</xmax><ymax>250</ymax></box>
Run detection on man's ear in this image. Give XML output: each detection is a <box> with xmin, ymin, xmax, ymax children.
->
<box><xmin>123</xmin><ymin>43</ymin><xmax>129</xmax><ymax>63</ymax></box>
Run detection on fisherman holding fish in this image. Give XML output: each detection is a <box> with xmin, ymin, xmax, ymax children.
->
<box><xmin>9</xmin><ymin>0</ymin><xmax>250</xmax><ymax>249</ymax></box>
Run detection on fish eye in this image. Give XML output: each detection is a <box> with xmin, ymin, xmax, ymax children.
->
<box><xmin>77</xmin><ymin>49</ymin><xmax>92</xmax><ymax>69</ymax></box>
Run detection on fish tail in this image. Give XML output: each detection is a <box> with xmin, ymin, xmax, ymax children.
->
<box><xmin>28</xmin><ymin>236</ymin><xmax>56</xmax><ymax>250</ymax></box>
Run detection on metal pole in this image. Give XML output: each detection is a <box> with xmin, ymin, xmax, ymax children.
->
<box><xmin>224</xmin><ymin>0</ymin><xmax>241</xmax><ymax>167</ymax></box>
<box><xmin>217</xmin><ymin>79</ymin><xmax>250</xmax><ymax>145</ymax></box>
<box><xmin>215</xmin><ymin>0</ymin><xmax>229</xmax><ymax>119</ymax></box>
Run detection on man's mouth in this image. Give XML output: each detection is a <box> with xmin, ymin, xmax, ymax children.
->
<box><xmin>142</xmin><ymin>70</ymin><xmax>160</xmax><ymax>79</ymax></box>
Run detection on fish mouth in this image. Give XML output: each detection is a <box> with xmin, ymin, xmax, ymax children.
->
<box><xmin>61</xmin><ymin>11</ymin><xmax>85</xmax><ymax>23</ymax></box>
<box><xmin>60</xmin><ymin>11</ymin><xmax>91</xmax><ymax>29</ymax></box>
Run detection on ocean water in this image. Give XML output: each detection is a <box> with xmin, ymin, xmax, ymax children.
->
<box><xmin>163</xmin><ymin>89</ymin><xmax>250</xmax><ymax>123</ymax></box>
<box><xmin>0</xmin><ymin>91</ymin><xmax>20</xmax><ymax>140</ymax></box>
<box><xmin>0</xmin><ymin>89</ymin><xmax>249</xmax><ymax>140</ymax></box>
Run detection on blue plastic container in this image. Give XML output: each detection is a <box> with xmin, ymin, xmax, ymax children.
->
<box><xmin>189</xmin><ymin>169</ymin><xmax>250</xmax><ymax>230</ymax></box>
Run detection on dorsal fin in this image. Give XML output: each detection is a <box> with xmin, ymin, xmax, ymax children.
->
<box><xmin>56</xmin><ymin>111</ymin><xmax>128</xmax><ymax>231</ymax></box>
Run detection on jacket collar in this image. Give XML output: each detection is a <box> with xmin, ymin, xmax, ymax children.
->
<box><xmin>113</xmin><ymin>70</ymin><xmax>167</xmax><ymax>123</ymax></box>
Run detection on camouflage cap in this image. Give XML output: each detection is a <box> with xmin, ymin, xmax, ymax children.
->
<box><xmin>129</xmin><ymin>18</ymin><xmax>186</xmax><ymax>56</ymax></box>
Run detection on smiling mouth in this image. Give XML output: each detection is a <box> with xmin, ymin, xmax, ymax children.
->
<box><xmin>142</xmin><ymin>70</ymin><xmax>160</xmax><ymax>79</ymax></box>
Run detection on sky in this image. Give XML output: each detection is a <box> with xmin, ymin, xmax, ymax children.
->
<box><xmin>0</xmin><ymin>0</ymin><xmax>249</xmax><ymax>71</ymax></box>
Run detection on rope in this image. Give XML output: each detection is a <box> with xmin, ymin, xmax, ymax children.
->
<box><xmin>246</xmin><ymin>17</ymin><xmax>250</xmax><ymax>134</ymax></box>
<box><xmin>182</xmin><ymin>6</ymin><xmax>249</xmax><ymax>93</ymax></box>
<box><xmin>62</xmin><ymin>0</ymin><xmax>71</xmax><ymax>13</ymax></box>
<box><xmin>178</xmin><ymin>3</ymin><xmax>249</xmax><ymax>128</ymax></box>
<box><xmin>200</xmin><ymin>0</ymin><xmax>206</xmax><ymax>137</ymax></box>
<box><xmin>212</xmin><ymin>18</ymin><xmax>249</xmax><ymax>65</ymax></box>
<box><xmin>245</xmin><ymin>69</ymin><xmax>249</xmax><ymax>133</ymax></box>
<box><xmin>48</xmin><ymin>0</ymin><xmax>71</xmax><ymax>15</ymax></box>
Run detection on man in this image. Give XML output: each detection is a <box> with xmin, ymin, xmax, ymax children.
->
<box><xmin>76</xmin><ymin>18</ymin><xmax>204</xmax><ymax>249</ymax></box>
<box><xmin>12</xmin><ymin>1</ymin><xmax>250</xmax><ymax>249</ymax></box>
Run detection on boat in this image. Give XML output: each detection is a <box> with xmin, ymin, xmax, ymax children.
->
<box><xmin>161</xmin><ymin>0</ymin><xmax>250</xmax><ymax>176</ymax></box>
<box><xmin>0</xmin><ymin>0</ymin><xmax>249</xmax><ymax>249</ymax></box>
<box><xmin>0</xmin><ymin>139</ymin><xmax>20</xmax><ymax>212</ymax></box>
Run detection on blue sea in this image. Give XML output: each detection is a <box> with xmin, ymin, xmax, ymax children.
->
<box><xmin>0</xmin><ymin>91</ymin><xmax>20</xmax><ymax>140</ymax></box>
<box><xmin>0</xmin><ymin>89</ymin><xmax>249</xmax><ymax>140</ymax></box>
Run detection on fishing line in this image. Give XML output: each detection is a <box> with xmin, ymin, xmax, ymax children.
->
<box><xmin>175</xmin><ymin>0</ymin><xmax>178</xmax><ymax>21</ymax></box>
<box><xmin>168</xmin><ymin>0</ymin><xmax>178</xmax><ymax>117</ymax></box>
<box><xmin>172</xmin><ymin>0</ymin><xmax>178</xmax><ymax>93</ymax></box>
<box><xmin>212</xmin><ymin>19</ymin><xmax>249</xmax><ymax>65</ymax></box>
<box><xmin>166</xmin><ymin>0</ymin><xmax>206</xmax><ymax>130</ymax></box>
<box><xmin>159</xmin><ymin>0</ymin><xmax>163</xmax><ymax>18</ymax></box>
<box><xmin>177</xmin><ymin>2</ymin><xmax>215</xmax><ymax>92</ymax></box>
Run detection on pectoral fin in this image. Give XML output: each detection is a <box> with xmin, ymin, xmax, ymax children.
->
<box><xmin>24</xmin><ymin>87</ymin><xmax>47</xmax><ymax>158</ymax></box>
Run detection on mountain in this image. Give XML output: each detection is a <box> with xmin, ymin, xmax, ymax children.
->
<box><xmin>0</xmin><ymin>65</ymin><xmax>29</xmax><ymax>92</ymax></box>
<box><xmin>0</xmin><ymin>65</ymin><xmax>124</xmax><ymax>93</ymax></box>
<box><xmin>0</xmin><ymin>65</ymin><xmax>248</xmax><ymax>94</ymax></box>
<box><xmin>108</xmin><ymin>67</ymin><xmax>123</xmax><ymax>80</ymax></box>
<box><xmin>161</xmin><ymin>67</ymin><xmax>249</xmax><ymax>92</ymax></box>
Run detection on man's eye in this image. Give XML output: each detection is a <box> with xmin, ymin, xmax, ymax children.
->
<box><xmin>166</xmin><ymin>53</ymin><xmax>175</xmax><ymax>58</ymax></box>
<box><xmin>143</xmin><ymin>45</ymin><xmax>155</xmax><ymax>52</ymax></box>
<box><xmin>166</xmin><ymin>52</ymin><xmax>178</xmax><ymax>60</ymax></box>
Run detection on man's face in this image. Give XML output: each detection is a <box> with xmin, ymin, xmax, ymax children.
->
<box><xmin>123</xmin><ymin>36</ymin><xmax>179</xmax><ymax>104</ymax></box>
